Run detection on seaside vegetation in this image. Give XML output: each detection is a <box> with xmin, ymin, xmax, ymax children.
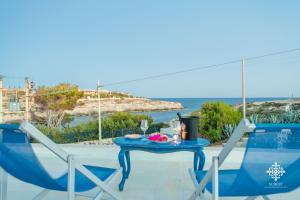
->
<box><xmin>34</xmin><ymin>90</ymin><xmax>300</xmax><ymax>144</ymax></box>
<box><xmin>36</xmin><ymin>101</ymin><xmax>244</xmax><ymax>144</ymax></box>
<box><xmin>239</xmin><ymin>102</ymin><xmax>300</xmax><ymax>117</ymax></box>
<box><xmin>248</xmin><ymin>109</ymin><xmax>300</xmax><ymax>124</ymax></box>
<box><xmin>35</xmin><ymin>83</ymin><xmax>83</xmax><ymax>128</ymax></box>
<box><xmin>36</xmin><ymin>112</ymin><xmax>166</xmax><ymax>143</ymax></box>
<box><xmin>84</xmin><ymin>92</ymin><xmax>134</xmax><ymax>99</ymax></box>
<box><xmin>192</xmin><ymin>101</ymin><xmax>300</xmax><ymax>143</ymax></box>
<box><xmin>192</xmin><ymin>102</ymin><xmax>242</xmax><ymax>143</ymax></box>
<box><xmin>237</xmin><ymin>101</ymin><xmax>300</xmax><ymax>123</ymax></box>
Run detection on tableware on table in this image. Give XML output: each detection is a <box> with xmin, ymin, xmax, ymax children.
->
<box><xmin>181</xmin><ymin>123</ymin><xmax>187</xmax><ymax>140</ymax></box>
<box><xmin>181</xmin><ymin>131</ymin><xmax>187</xmax><ymax>140</ymax></box>
<box><xmin>148</xmin><ymin>133</ymin><xmax>173</xmax><ymax>144</ymax></box>
<box><xmin>173</xmin><ymin>134</ymin><xmax>179</xmax><ymax>143</ymax></box>
<box><xmin>152</xmin><ymin>137</ymin><xmax>173</xmax><ymax>144</ymax></box>
<box><xmin>124</xmin><ymin>134</ymin><xmax>142</xmax><ymax>140</ymax></box>
<box><xmin>140</xmin><ymin>120</ymin><xmax>148</xmax><ymax>136</ymax></box>
<box><xmin>178</xmin><ymin>115</ymin><xmax>199</xmax><ymax>141</ymax></box>
<box><xmin>171</xmin><ymin>120</ymin><xmax>181</xmax><ymax>144</ymax></box>
<box><xmin>160</xmin><ymin>127</ymin><xmax>172</xmax><ymax>135</ymax></box>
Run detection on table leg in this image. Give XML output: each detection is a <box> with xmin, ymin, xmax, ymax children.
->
<box><xmin>118</xmin><ymin>149</ymin><xmax>126</xmax><ymax>191</ymax></box>
<box><xmin>197</xmin><ymin>149</ymin><xmax>206</xmax><ymax>171</ymax></box>
<box><xmin>125</xmin><ymin>151</ymin><xmax>131</xmax><ymax>179</ymax></box>
<box><xmin>194</xmin><ymin>149</ymin><xmax>206</xmax><ymax>183</ymax></box>
<box><xmin>193</xmin><ymin>152</ymin><xmax>199</xmax><ymax>172</ymax></box>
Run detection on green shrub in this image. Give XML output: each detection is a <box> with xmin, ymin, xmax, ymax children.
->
<box><xmin>193</xmin><ymin>102</ymin><xmax>242</xmax><ymax>143</ymax></box>
<box><xmin>36</xmin><ymin>112</ymin><xmax>155</xmax><ymax>143</ymax></box>
<box><xmin>102</xmin><ymin>112</ymin><xmax>153</xmax><ymax>129</ymax></box>
<box><xmin>248</xmin><ymin>109</ymin><xmax>300</xmax><ymax>124</ymax></box>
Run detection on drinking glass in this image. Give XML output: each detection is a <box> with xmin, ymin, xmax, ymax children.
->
<box><xmin>140</xmin><ymin>120</ymin><xmax>148</xmax><ymax>135</ymax></box>
<box><xmin>171</xmin><ymin>120</ymin><xmax>181</xmax><ymax>143</ymax></box>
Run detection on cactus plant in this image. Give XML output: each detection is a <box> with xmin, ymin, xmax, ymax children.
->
<box><xmin>268</xmin><ymin>114</ymin><xmax>280</xmax><ymax>123</ymax></box>
<box><xmin>249</xmin><ymin>114</ymin><xmax>260</xmax><ymax>124</ymax></box>
<box><xmin>282</xmin><ymin>109</ymin><xmax>299</xmax><ymax>123</ymax></box>
<box><xmin>223</xmin><ymin>124</ymin><xmax>236</xmax><ymax>138</ymax></box>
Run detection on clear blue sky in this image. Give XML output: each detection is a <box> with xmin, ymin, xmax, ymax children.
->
<box><xmin>1</xmin><ymin>0</ymin><xmax>300</xmax><ymax>98</ymax></box>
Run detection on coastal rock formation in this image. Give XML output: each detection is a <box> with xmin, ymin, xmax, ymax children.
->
<box><xmin>2</xmin><ymin>98</ymin><xmax>183</xmax><ymax>122</ymax></box>
<box><xmin>236</xmin><ymin>99</ymin><xmax>300</xmax><ymax>115</ymax></box>
<box><xmin>66</xmin><ymin>98</ymin><xmax>183</xmax><ymax>115</ymax></box>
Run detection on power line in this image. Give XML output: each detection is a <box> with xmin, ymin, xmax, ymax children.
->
<box><xmin>3</xmin><ymin>48</ymin><xmax>299</xmax><ymax>96</ymax></box>
<box><xmin>31</xmin><ymin>56</ymin><xmax>300</xmax><ymax>97</ymax></box>
<box><xmin>104</xmin><ymin>60</ymin><xmax>240</xmax><ymax>87</ymax></box>
<box><xmin>102</xmin><ymin>48</ymin><xmax>300</xmax><ymax>87</ymax></box>
<box><xmin>244</xmin><ymin>48</ymin><xmax>300</xmax><ymax>62</ymax></box>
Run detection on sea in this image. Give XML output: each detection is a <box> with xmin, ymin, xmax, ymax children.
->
<box><xmin>69</xmin><ymin>97</ymin><xmax>288</xmax><ymax>126</ymax></box>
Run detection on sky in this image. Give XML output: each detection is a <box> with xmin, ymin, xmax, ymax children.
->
<box><xmin>1</xmin><ymin>0</ymin><xmax>300</xmax><ymax>98</ymax></box>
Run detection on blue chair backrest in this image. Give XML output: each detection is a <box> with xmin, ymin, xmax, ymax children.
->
<box><xmin>229</xmin><ymin>124</ymin><xmax>300</xmax><ymax>195</ymax></box>
<box><xmin>0</xmin><ymin>124</ymin><xmax>64</xmax><ymax>190</ymax></box>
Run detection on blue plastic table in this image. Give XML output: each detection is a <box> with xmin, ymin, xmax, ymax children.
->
<box><xmin>113</xmin><ymin>136</ymin><xmax>210</xmax><ymax>191</ymax></box>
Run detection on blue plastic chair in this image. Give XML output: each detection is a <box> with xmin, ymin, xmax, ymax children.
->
<box><xmin>191</xmin><ymin>123</ymin><xmax>300</xmax><ymax>200</ymax></box>
<box><xmin>0</xmin><ymin>123</ymin><xmax>121</xmax><ymax>200</ymax></box>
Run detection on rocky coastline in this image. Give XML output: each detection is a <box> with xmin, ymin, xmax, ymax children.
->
<box><xmin>236</xmin><ymin>99</ymin><xmax>300</xmax><ymax>115</ymax></box>
<box><xmin>2</xmin><ymin>98</ymin><xmax>184</xmax><ymax>122</ymax></box>
<box><xmin>67</xmin><ymin>97</ymin><xmax>183</xmax><ymax>115</ymax></box>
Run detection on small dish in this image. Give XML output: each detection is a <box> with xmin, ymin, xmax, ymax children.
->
<box><xmin>151</xmin><ymin>137</ymin><xmax>173</xmax><ymax>144</ymax></box>
<box><xmin>148</xmin><ymin>133</ymin><xmax>173</xmax><ymax>144</ymax></box>
<box><xmin>125</xmin><ymin>134</ymin><xmax>142</xmax><ymax>140</ymax></box>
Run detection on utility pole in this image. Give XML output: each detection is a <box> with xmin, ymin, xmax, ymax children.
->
<box><xmin>242</xmin><ymin>58</ymin><xmax>246</xmax><ymax>119</ymax></box>
<box><xmin>97</xmin><ymin>80</ymin><xmax>102</xmax><ymax>144</ymax></box>
<box><xmin>0</xmin><ymin>75</ymin><xmax>3</xmax><ymax>123</ymax></box>
<box><xmin>25</xmin><ymin>77</ymin><xmax>30</xmax><ymax>121</ymax></box>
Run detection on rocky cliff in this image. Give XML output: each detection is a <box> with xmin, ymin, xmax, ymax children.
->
<box><xmin>67</xmin><ymin>97</ymin><xmax>183</xmax><ymax>115</ymax></box>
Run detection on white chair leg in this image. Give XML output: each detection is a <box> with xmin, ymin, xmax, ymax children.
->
<box><xmin>93</xmin><ymin>189</ymin><xmax>105</xmax><ymax>200</ymax></box>
<box><xmin>212</xmin><ymin>156</ymin><xmax>219</xmax><ymax>200</ymax></box>
<box><xmin>68</xmin><ymin>155</ymin><xmax>75</xmax><ymax>200</ymax></box>
<box><xmin>188</xmin><ymin>168</ymin><xmax>206</xmax><ymax>200</ymax></box>
<box><xmin>32</xmin><ymin>190</ymin><xmax>50</xmax><ymax>200</ymax></box>
<box><xmin>188</xmin><ymin>168</ymin><xmax>198</xmax><ymax>187</ymax></box>
<box><xmin>0</xmin><ymin>168</ymin><xmax>7</xmax><ymax>200</ymax></box>
<box><xmin>244</xmin><ymin>196</ymin><xmax>259</xmax><ymax>200</ymax></box>
<box><xmin>93</xmin><ymin>168</ymin><xmax>122</xmax><ymax>200</ymax></box>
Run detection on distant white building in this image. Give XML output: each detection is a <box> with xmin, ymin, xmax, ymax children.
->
<box><xmin>1</xmin><ymin>88</ymin><xmax>35</xmax><ymax>113</ymax></box>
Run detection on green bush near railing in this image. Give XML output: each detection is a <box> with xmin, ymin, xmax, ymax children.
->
<box><xmin>192</xmin><ymin>102</ymin><xmax>242</xmax><ymax>143</ymax></box>
<box><xmin>36</xmin><ymin>124</ymin><xmax>165</xmax><ymax>144</ymax></box>
<box><xmin>248</xmin><ymin>109</ymin><xmax>300</xmax><ymax>124</ymax></box>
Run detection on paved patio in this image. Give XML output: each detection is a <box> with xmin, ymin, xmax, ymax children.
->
<box><xmin>4</xmin><ymin>144</ymin><xmax>299</xmax><ymax>200</ymax></box>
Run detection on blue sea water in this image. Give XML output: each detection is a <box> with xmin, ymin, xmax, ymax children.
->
<box><xmin>69</xmin><ymin>97</ymin><xmax>288</xmax><ymax>126</ymax></box>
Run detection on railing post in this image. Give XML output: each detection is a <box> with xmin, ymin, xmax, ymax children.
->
<box><xmin>67</xmin><ymin>155</ymin><xmax>75</xmax><ymax>200</ymax></box>
<box><xmin>212</xmin><ymin>156</ymin><xmax>219</xmax><ymax>200</ymax></box>
<box><xmin>242</xmin><ymin>58</ymin><xmax>246</xmax><ymax>119</ymax></box>
<box><xmin>0</xmin><ymin>76</ymin><xmax>3</xmax><ymax>123</ymax></box>
<box><xmin>0</xmin><ymin>168</ymin><xmax>7</xmax><ymax>200</ymax></box>
<box><xmin>25</xmin><ymin>78</ymin><xmax>30</xmax><ymax>122</ymax></box>
<box><xmin>97</xmin><ymin>80</ymin><xmax>102</xmax><ymax>144</ymax></box>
